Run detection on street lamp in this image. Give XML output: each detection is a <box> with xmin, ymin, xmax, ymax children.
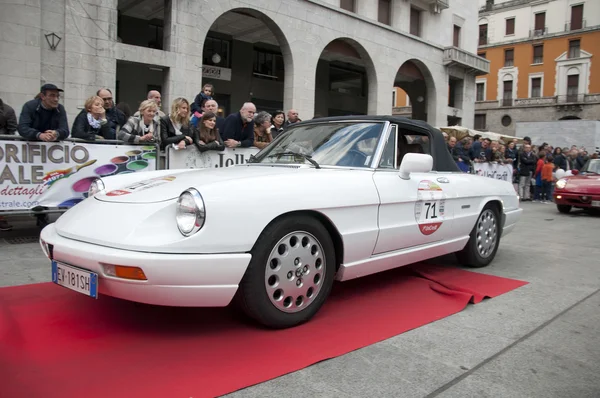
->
<box><xmin>45</xmin><ymin>32</ymin><xmax>62</xmax><ymax>50</ymax></box>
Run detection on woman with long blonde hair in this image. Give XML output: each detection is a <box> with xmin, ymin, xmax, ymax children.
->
<box><xmin>159</xmin><ymin>97</ymin><xmax>193</xmax><ymax>150</ymax></box>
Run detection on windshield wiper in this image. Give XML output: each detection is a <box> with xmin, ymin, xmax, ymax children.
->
<box><xmin>266</xmin><ymin>151</ymin><xmax>321</xmax><ymax>169</ymax></box>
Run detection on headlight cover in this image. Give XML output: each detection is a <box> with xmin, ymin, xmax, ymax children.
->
<box><xmin>88</xmin><ymin>178</ymin><xmax>105</xmax><ymax>197</ymax></box>
<box><xmin>176</xmin><ymin>188</ymin><xmax>205</xmax><ymax>236</ymax></box>
<box><xmin>555</xmin><ymin>179</ymin><xmax>567</xmax><ymax>189</ymax></box>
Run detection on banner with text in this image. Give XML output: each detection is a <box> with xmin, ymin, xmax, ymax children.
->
<box><xmin>167</xmin><ymin>146</ymin><xmax>260</xmax><ymax>170</ymax></box>
<box><xmin>0</xmin><ymin>141</ymin><xmax>157</xmax><ymax>210</ymax></box>
<box><xmin>474</xmin><ymin>162</ymin><xmax>514</xmax><ymax>182</ymax></box>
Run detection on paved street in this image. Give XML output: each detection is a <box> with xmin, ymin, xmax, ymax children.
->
<box><xmin>1</xmin><ymin>202</ymin><xmax>599</xmax><ymax>398</ymax></box>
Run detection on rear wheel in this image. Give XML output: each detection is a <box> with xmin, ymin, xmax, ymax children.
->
<box><xmin>456</xmin><ymin>204</ymin><xmax>500</xmax><ymax>268</ymax></box>
<box><xmin>557</xmin><ymin>204</ymin><xmax>572</xmax><ymax>214</ymax></box>
<box><xmin>237</xmin><ymin>215</ymin><xmax>336</xmax><ymax>329</ymax></box>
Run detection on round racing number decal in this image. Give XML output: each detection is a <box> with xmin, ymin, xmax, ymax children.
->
<box><xmin>414</xmin><ymin>180</ymin><xmax>446</xmax><ymax>235</ymax></box>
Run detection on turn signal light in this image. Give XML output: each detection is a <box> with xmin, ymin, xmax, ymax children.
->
<box><xmin>102</xmin><ymin>264</ymin><xmax>147</xmax><ymax>280</ymax></box>
<box><xmin>556</xmin><ymin>195</ymin><xmax>562</xmax><ymax>199</ymax></box>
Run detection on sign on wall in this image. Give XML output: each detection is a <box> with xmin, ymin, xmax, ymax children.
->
<box><xmin>167</xmin><ymin>146</ymin><xmax>260</xmax><ymax>170</ymax></box>
<box><xmin>202</xmin><ymin>65</ymin><xmax>232</xmax><ymax>81</ymax></box>
<box><xmin>473</xmin><ymin>162</ymin><xmax>514</xmax><ymax>182</ymax></box>
<box><xmin>0</xmin><ymin>141</ymin><xmax>157</xmax><ymax>210</ymax></box>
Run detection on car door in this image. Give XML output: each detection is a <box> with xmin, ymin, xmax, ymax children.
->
<box><xmin>372</xmin><ymin>124</ymin><xmax>456</xmax><ymax>255</ymax></box>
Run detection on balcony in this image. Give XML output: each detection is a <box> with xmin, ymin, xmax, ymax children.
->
<box><xmin>443</xmin><ymin>47</ymin><xmax>490</xmax><ymax>75</ymax></box>
<box><xmin>529</xmin><ymin>27</ymin><xmax>548</xmax><ymax>37</ymax></box>
<box><xmin>425</xmin><ymin>0</ymin><xmax>449</xmax><ymax>13</ymax></box>
<box><xmin>565</xmin><ymin>20</ymin><xmax>586</xmax><ymax>32</ymax></box>
<box><xmin>475</xmin><ymin>94</ymin><xmax>600</xmax><ymax>108</ymax></box>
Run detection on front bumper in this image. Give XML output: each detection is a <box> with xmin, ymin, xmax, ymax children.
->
<box><xmin>40</xmin><ymin>224</ymin><xmax>251</xmax><ymax>307</ymax></box>
<box><xmin>553</xmin><ymin>192</ymin><xmax>600</xmax><ymax>208</ymax></box>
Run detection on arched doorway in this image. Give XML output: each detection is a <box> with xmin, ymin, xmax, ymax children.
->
<box><xmin>393</xmin><ymin>60</ymin><xmax>436</xmax><ymax>123</ymax></box>
<box><xmin>201</xmin><ymin>9</ymin><xmax>293</xmax><ymax>117</ymax></box>
<box><xmin>314</xmin><ymin>38</ymin><xmax>377</xmax><ymax>117</ymax></box>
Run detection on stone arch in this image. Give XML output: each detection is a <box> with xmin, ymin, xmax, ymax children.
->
<box><xmin>197</xmin><ymin>7</ymin><xmax>294</xmax><ymax>115</ymax></box>
<box><xmin>313</xmin><ymin>37</ymin><xmax>378</xmax><ymax>117</ymax></box>
<box><xmin>503</xmin><ymin>73</ymin><xmax>514</xmax><ymax>81</ymax></box>
<box><xmin>567</xmin><ymin>67</ymin><xmax>580</xmax><ymax>75</ymax></box>
<box><xmin>394</xmin><ymin>59</ymin><xmax>437</xmax><ymax>123</ymax></box>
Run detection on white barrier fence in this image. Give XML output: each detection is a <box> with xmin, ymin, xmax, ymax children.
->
<box><xmin>166</xmin><ymin>146</ymin><xmax>260</xmax><ymax>169</ymax></box>
<box><xmin>473</xmin><ymin>162</ymin><xmax>514</xmax><ymax>182</ymax></box>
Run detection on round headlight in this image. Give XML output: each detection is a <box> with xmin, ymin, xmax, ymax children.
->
<box><xmin>176</xmin><ymin>188</ymin><xmax>205</xmax><ymax>236</ymax></box>
<box><xmin>88</xmin><ymin>178</ymin><xmax>105</xmax><ymax>197</ymax></box>
<box><xmin>555</xmin><ymin>179</ymin><xmax>567</xmax><ymax>189</ymax></box>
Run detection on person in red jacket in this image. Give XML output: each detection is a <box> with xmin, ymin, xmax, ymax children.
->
<box><xmin>541</xmin><ymin>155</ymin><xmax>555</xmax><ymax>203</ymax></box>
<box><xmin>533</xmin><ymin>151</ymin><xmax>546</xmax><ymax>202</ymax></box>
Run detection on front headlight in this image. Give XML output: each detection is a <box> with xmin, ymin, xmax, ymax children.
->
<box><xmin>88</xmin><ymin>178</ymin><xmax>105</xmax><ymax>197</ymax></box>
<box><xmin>555</xmin><ymin>179</ymin><xmax>567</xmax><ymax>189</ymax></box>
<box><xmin>176</xmin><ymin>188</ymin><xmax>205</xmax><ymax>236</ymax></box>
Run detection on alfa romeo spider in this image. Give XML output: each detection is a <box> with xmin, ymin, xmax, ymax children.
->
<box><xmin>40</xmin><ymin>116</ymin><xmax>522</xmax><ymax>328</ymax></box>
<box><xmin>554</xmin><ymin>158</ymin><xmax>600</xmax><ymax>214</ymax></box>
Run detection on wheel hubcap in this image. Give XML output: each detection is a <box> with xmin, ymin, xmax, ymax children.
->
<box><xmin>476</xmin><ymin>209</ymin><xmax>497</xmax><ymax>258</ymax></box>
<box><xmin>265</xmin><ymin>231</ymin><xmax>326</xmax><ymax>313</ymax></box>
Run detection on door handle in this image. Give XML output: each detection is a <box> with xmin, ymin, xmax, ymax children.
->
<box><xmin>437</xmin><ymin>177</ymin><xmax>450</xmax><ymax>183</ymax></box>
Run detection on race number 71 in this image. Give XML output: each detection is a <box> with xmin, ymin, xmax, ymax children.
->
<box><xmin>423</xmin><ymin>201</ymin><xmax>438</xmax><ymax>219</ymax></box>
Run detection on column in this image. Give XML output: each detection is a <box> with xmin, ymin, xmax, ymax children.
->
<box><xmin>283</xmin><ymin>43</ymin><xmax>318</xmax><ymax>120</ymax></box>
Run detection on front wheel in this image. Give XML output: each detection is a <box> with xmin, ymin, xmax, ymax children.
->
<box><xmin>557</xmin><ymin>204</ymin><xmax>572</xmax><ymax>214</ymax></box>
<box><xmin>237</xmin><ymin>215</ymin><xmax>336</xmax><ymax>329</ymax></box>
<box><xmin>456</xmin><ymin>204</ymin><xmax>500</xmax><ymax>268</ymax></box>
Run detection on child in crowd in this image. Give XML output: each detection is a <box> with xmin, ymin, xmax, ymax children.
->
<box><xmin>191</xmin><ymin>84</ymin><xmax>214</xmax><ymax>117</ymax></box>
<box><xmin>541</xmin><ymin>155</ymin><xmax>555</xmax><ymax>203</ymax></box>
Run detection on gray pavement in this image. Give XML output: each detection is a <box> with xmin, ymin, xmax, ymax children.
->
<box><xmin>1</xmin><ymin>203</ymin><xmax>599</xmax><ymax>398</ymax></box>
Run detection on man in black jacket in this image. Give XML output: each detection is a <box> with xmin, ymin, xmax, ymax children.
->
<box><xmin>17</xmin><ymin>84</ymin><xmax>70</xmax><ymax>141</ymax></box>
<box><xmin>518</xmin><ymin>144</ymin><xmax>536</xmax><ymax>201</ymax></box>
<box><xmin>221</xmin><ymin>102</ymin><xmax>256</xmax><ymax>148</ymax></box>
<box><xmin>0</xmin><ymin>98</ymin><xmax>18</xmax><ymax>135</ymax></box>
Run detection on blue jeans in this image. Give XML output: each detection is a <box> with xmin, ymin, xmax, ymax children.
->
<box><xmin>542</xmin><ymin>181</ymin><xmax>552</xmax><ymax>201</ymax></box>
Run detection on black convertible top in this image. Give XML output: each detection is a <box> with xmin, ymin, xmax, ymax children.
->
<box><xmin>294</xmin><ymin>115</ymin><xmax>460</xmax><ymax>172</ymax></box>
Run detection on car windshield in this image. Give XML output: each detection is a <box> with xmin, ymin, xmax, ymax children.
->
<box><xmin>581</xmin><ymin>158</ymin><xmax>600</xmax><ymax>174</ymax></box>
<box><xmin>253</xmin><ymin>122</ymin><xmax>385</xmax><ymax>168</ymax></box>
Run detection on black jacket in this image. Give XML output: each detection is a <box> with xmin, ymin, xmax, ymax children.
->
<box><xmin>553</xmin><ymin>153</ymin><xmax>567</xmax><ymax>170</ymax></box>
<box><xmin>518</xmin><ymin>150</ymin><xmax>536</xmax><ymax>176</ymax></box>
<box><xmin>0</xmin><ymin>99</ymin><xmax>18</xmax><ymax>134</ymax></box>
<box><xmin>71</xmin><ymin>109</ymin><xmax>111</xmax><ymax>141</ymax></box>
<box><xmin>194</xmin><ymin>128</ymin><xmax>224</xmax><ymax>152</ymax></box>
<box><xmin>221</xmin><ymin>112</ymin><xmax>254</xmax><ymax>147</ymax></box>
<box><xmin>17</xmin><ymin>98</ymin><xmax>70</xmax><ymax>140</ymax></box>
<box><xmin>159</xmin><ymin>115</ymin><xmax>193</xmax><ymax>150</ymax></box>
<box><xmin>105</xmin><ymin>106</ymin><xmax>125</xmax><ymax>139</ymax></box>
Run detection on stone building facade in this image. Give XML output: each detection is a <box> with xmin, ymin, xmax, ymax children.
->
<box><xmin>0</xmin><ymin>0</ymin><xmax>487</xmax><ymax>128</ymax></box>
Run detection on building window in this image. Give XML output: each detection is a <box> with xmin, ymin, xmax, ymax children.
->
<box><xmin>533</xmin><ymin>45</ymin><xmax>543</xmax><ymax>64</ymax></box>
<box><xmin>567</xmin><ymin>74</ymin><xmax>579</xmax><ymax>102</ymax></box>
<box><xmin>378</xmin><ymin>0</ymin><xmax>391</xmax><ymax>25</ymax></box>
<box><xmin>474</xmin><ymin>114</ymin><xmax>486</xmax><ymax>130</ymax></box>
<box><xmin>570</xmin><ymin>4</ymin><xmax>584</xmax><ymax>30</ymax></box>
<box><xmin>504</xmin><ymin>49</ymin><xmax>514</xmax><ymax>67</ymax></box>
<box><xmin>476</xmin><ymin>83</ymin><xmax>485</xmax><ymax>101</ymax></box>
<box><xmin>503</xmin><ymin>80</ymin><xmax>513</xmax><ymax>106</ymax></box>
<box><xmin>533</xmin><ymin>12</ymin><xmax>546</xmax><ymax>35</ymax></box>
<box><xmin>329</xmin><ymin>65</ymin><xmax>366</xmax><ymax>97</ymax></box>
<box><xmin>479</xmin><ymin>24</ymin><xmax>488</xmax><ymax>46</ymax></box>
<box><xmin>203</xmin><ymin>37</ymin><xmax>231</xmax><ymax>68</ymax></box>
<box><xmin>453</xmin><ymin>25</ymin><xmax>461</xmax><ymax>47</ymax></box>
<box><xmin>505</xmin><ymin>18</ymin><xmax>515</xmax><ymax>35</ymax></box>
<box><xmin>410</xmin><ymin>7</ymin><xmax>421</xmax><ymax>36</ymax></box>
<box><xmin>253</xmin><ymin>49</ymin><xmax>284</xmax><ymax>80</ymax></box>
<box><xmin>569</xmin><ymin>39</ymin><xmax>580</xmax><ymax>58</ymax></box>
<box><xmin>478</xmin><ymin>52</ymin><xmax>486</xmax><ymax>59</ymax></box>
<box><xmin>531</xmin><ymin>77</ymin><xmax>542</xmax><ymax>98</ymax></box>
<box><xmin>340</xmin><ymin>0</ymin><xmax>355</xmax><ymax>12</ymax></box>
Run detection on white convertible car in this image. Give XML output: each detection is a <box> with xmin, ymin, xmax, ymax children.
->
<box><xmin>40</xmin><ymin>116</ymin><xmax>522</xmax><ymax>328</ymax></box>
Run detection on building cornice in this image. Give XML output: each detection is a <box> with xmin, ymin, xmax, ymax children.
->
<box><xmin>478</xmin><ymin>26</ymin><xmax>600</xmax><ymax>50</ymax></box>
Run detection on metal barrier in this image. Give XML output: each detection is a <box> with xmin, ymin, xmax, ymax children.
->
<box><xmin>0</xmin><ymin>135</ymin><xmax>161</xmax><ymax>215</ymax></box>
<box><xmin>166</xmin><ymin>145</ymin><xmax>260</xmax><ymax>170</ymax></box>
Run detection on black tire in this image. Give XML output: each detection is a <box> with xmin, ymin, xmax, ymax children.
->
<box><xmin>557</xmin><ymin>205</ymin><xmax>572</xmax><ymax>214</ymax></box>
<box><xmin>237</xmin><ymin>215</ymin><xmax>336</xmax><ymax>329</ymax></box>
<box><xmin>456</xmin><ymin>203</ymin><xmax>501</xmax><ymax>268</ymax></box>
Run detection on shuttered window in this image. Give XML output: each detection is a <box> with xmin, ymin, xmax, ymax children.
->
<box><xmin>531</xmin><ymin>78</ymin><xmax>541</xmax><ymax>98</ymax></box>
<box><xmin>533</xmin><ymin>45</ymin><xmax>543</xmax><ymax>64</ymax></box>
<box><xmin>453</xmin><ymin>25</ymin><xmax>461</xmax><ymax>47</ymax></box>
<box><xmin>504</xmin><ymin>49</ymin><xmax>514</xmax><ymax>67</ymax></box>
<box><xmin>479</xmin><ymin>24</ymin><xmax>488</xmax><ymax>45</ymax></box>
<box><xmin>340</xmin><ymin>0</ymin><xmax>355</xmax><ymax>12</ymax></box>
<box><xmin>567</xmin><ymin>74</ymin><xmax>579</xmax><ymax>102</ymax></box>
<box><xmin>410</xmin><ymin>8</ymin><xmax>421</xmax><ymax>36</ymax></box>
<box><xmin>570</xmin><ymin>4</ymin><xmax>583</xmax><ymax>30</ymax></box>
<box><xmin>506</xmin><ymin>18</ymin><xmax>515</xmax><ymax>35</ymax></box>
<box><xmin>534</xmin><ymin>13</ymin><xmax>545</xmax><ymax>31</ymax></box>
<box><xmin>378</xmin><ymin>0</ymin><xmax>391</xmax><ymax>25</ymax></box>
<box><xmin>569</xmin><ymin>40</ymin><xmax>580</xmax><ymax>58</ymax></box>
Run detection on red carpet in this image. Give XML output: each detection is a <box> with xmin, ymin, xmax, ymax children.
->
<box><xmin>0</xmin><ymin>264</ymin><xmax>527</xmax><ymax>398</ymax></box>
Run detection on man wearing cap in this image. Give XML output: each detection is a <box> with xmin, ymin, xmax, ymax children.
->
<box><xmin>17</xmin><ymin>83</ymin><xmax>70</xmax><ymax>141</ymax></box>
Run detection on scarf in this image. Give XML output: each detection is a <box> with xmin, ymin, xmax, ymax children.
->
<box><xmin>87</xmin><ymin>113</ymin><xmax>101</xmax><ymax>129</ymax></box>
<box><xmin>139</xmin><ymin>117</ymin><xmax>154</xmax><ymax>135</ymax></box>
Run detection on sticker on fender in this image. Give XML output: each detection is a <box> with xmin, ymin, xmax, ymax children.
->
<box><xmin>106</xmin><ymin>176</ymin><xmax>177</xmax><ymax>196</ymax></box>
<box><xmin>414</xmin><ymin>180</ymin><xmax>446</xmax><ymax>235</ymax></box>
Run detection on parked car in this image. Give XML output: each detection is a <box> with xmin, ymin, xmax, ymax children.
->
<box><xmin>554</xmin><ymin>159</ymin><xmax>600</xmax><ymax>214</ymax></box>
<box><xmin>40</xmin><ymin>116</ymin><xmax>522</xmax><ymax>328</ymax></box>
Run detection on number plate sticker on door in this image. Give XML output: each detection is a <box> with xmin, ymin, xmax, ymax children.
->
<box><xmin>414</xmin><ymin>180</ymin><xmax>446</xmax><ymax>235</ymax></box>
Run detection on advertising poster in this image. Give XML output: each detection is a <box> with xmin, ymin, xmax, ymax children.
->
<box><xmin>474</xmin><ymin>162</ymin><xmax>514</xmax><ymax>182</ymax></box>
<box><xmin>167</xmin><ymin>146</ymin><xmax>260</xmax><ymax>170</ymax></box>
<box><xmin>0</xmin><ymin>141</ymin><xmax>157</xmax><ymax>210</ymax></box>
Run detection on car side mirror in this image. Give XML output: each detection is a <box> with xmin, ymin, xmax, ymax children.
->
<box><xmin>571</xmin><ymin>169</ymin><xmax>579</xmax><ymax>175</ymax></box>
<box><xmin>399</xmin><ymin>153</ymin><xmax>433</xmax><ymax>180</ymax></box>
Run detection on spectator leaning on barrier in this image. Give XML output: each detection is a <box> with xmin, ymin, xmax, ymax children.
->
<box><xmin>97</xmin><ymin>88</ymin><xmax>125</xmax><ymax>139</ymax></box>
<box><xmin>118</xmin><ymin>100</ymin><xmax>160</xmax><ymax>145</ymax></box>
<box><xmin>221</xmin><ymin>102</ymin><xmax>256</xmax><ymax>148</ymax></box>
<box><xmin>17</xmin><ymin>84</ymin><xmax>69</xmax><ymax>142</ymax></box>
<box><xmin>194</xmin><ymin>111</ymin><xmax>224</xmax><ymax>152</ymax></box>
<box><xmin>190</xmin><ymin>99</ymin><xmax>225</xmax><ymax>133</ymax></box>
<box><xmin>270</xmin><ymin>110</ymin><xmax>285</xmax><ymax>139</ymax></box>
<box><xmin>160</xmin><ymin>97</ymin><xmax>193</xmax><ymax>151</ymax></box>
<box><xmin>0</xmin><ymin>98</ymin><xmax>18</xmax><ymax>135</ymax></box>
<box><xmin>253</xmin><ymin>111</ymin><xmax>273</xmax><ymax>149</ymax></box>
<box><xmin>71</xmin><ymin>96</ymin><xmax>111</xmax><ymax>141</ymax></box>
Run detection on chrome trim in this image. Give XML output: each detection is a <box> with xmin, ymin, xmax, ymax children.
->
<box><xmin>176</xmin><ymin>188</ymin><xmax>206</xmax><ymax>237</ymax></box>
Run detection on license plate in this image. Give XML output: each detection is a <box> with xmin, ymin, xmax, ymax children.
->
<box><xmin>592</xmin><ymin>201</ymin><xmax>600</xmax><ymax>207</ymax></box>
<box><xmin>51</xmin><ymin>261</ymin><xmax>98</xmax><ymax>299</ymax></box>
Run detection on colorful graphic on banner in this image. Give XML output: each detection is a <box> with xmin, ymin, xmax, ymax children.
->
<box><xmin>474</xmin><ymin>162</ymin><xmax>514</xmax><ymax>181</ymax></box>
<box><xmin>167</xmin><ymin>146</ymin><xmax>260</xmax><ymax>170</ymax></box>
<box><xmin>414</xmin><ymin>180</ymin><xmax>446</xmax><ymax>236</ymax></box>
<box><xmin>0</xmin><ymin>141</ymin><xmax>157</xmax><ymax>210</ymax></box>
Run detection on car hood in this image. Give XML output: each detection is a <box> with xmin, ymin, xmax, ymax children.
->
<box><xmin>96</xmin><ymin>165</ymin><xmax>307</xmax><ymax>203</ymax></box>
<box><xmin>561</xmin><ymin>174</ymin><xmax>600</xmax><ymax>193</ymax></box>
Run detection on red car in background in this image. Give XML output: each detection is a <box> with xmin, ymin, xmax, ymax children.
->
<box><xmin>553</xmin><ymin>158</ymin><xmax>600</xmax><ymax>214</ymax></box>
